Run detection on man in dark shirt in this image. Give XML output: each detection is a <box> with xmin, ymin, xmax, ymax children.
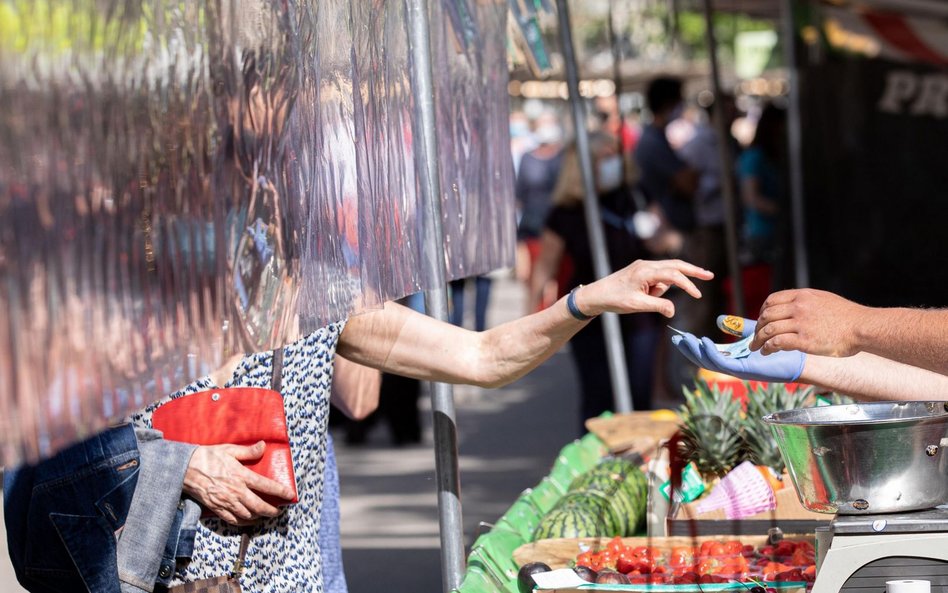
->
<box><xmin>634</xmin><ymin>77</ymin><xmax>698</xmax><ymax>234</ymax></box>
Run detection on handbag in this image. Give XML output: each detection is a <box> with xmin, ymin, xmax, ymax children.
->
<box><xmin>167</xmin><ymin>532</ymin><xmax>250</xmax><ymax>593</ymax></box>
<box><xmin>153</xmin><ymin>348</ymin><xmax>298</xmax><ymax>507</ymax></box>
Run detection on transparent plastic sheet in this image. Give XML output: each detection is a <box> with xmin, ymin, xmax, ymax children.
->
<box><xmin>429</xmin><ymin>0</ymin><xmax>516</xmax><ymax>283</ymax></box>
<box><xmin>0</xmin><ymin>0</ymin><xmax>514</xmax><ymax>465</ymax></box>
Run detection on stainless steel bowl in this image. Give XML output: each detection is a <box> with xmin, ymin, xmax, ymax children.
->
<box><xmin>764</xmin><ymin>401</ymin><xmax>948</xmax><ymax>514</ymax></box>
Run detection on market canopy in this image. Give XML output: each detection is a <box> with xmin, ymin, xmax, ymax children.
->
<box><xmin>0</xmin><ymin>0</ymin><xmax>515</xmax><ymax>465</ymax></box>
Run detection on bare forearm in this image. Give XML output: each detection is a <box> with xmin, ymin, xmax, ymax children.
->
<box><xmin>475</xmin><ymin>296</ymin><xmax>589</xmax><ymax>387</ymax></box>
<box><xmin>801</xmin><ymin>352</ymin><xmax>948</xmax><ymax>401</ymax></box>
<box><xmin>339</xmin><ymin>299</ymin><xmax>588</xmax><ymax>388</ymax></box>
<box><xmin>857</xmin><ymin>308</ymin><xmax>948</xmax><ymax>375</ymax></box>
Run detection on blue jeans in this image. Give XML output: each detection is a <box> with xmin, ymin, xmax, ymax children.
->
<box><xmin>4</xmin><ymin>425</ymin><xmax>140</xmax><ymax>593</ymax></box>
<box><xmin>450</xmin><ymin>276</ymin><xmax>492</xmax><ymax>332</ymax></box>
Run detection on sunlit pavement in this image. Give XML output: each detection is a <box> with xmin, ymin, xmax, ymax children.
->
<box><xmin>336</xmin><ymin>275</ymin><xmax>584</xmax><ymax>592</ymax></box>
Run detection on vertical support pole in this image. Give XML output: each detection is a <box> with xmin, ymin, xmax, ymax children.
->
<box><xmin>405</xmin><ymin>1</ymin><xmax>464</xmax><ymax>590</ymax></box>
<box><xmin>781</xmin><ymin>0</ymin><xmax>811</xmax><ymax>288</ymax></box>
<box><xmin>555</xmin><ymin>0</ymin><xmax>633</xmax><ymax>413</ymax></box>
<box><xmin>700</xmin><ymin>0</ymin><xmax>745</xmax><ymax>316</ymax></box>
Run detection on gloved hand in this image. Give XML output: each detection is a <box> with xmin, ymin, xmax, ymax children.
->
<box><xmin>671</xmin><ymin>315</ymin><xmax>806</xmax><ymax>383</ymax></box>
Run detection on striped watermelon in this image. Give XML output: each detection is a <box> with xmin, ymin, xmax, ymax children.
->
<box><xmin>554</xmin><ymin>491</ymin><xmax>622</xmax><ymax>536</ymax></box>
<box><xmin>532</xmin><ymin>505</ymin><xmax>612</xmax><ymax>540</ymax></box>
<box><xmin>568</xmin><ymin>459</ymin><xmax>648</xmax><ymax>536</ymax></box>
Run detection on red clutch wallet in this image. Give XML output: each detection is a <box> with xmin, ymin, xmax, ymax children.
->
<box><xmin>152</xmin><ymin>387</ymin><xmax>298</xmax><ymax>507</ymax></box>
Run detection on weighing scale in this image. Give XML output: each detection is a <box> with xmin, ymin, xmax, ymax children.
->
<box><xmin>811</xmin><ymin>507</ymin><xmax>948</xmax><ymax>593</ymax></box>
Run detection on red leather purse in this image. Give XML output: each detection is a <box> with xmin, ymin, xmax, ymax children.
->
<box><xmin>152</xmin><ymin>349</ymin><xmax>298</xmax><ymax>507</ymax></box>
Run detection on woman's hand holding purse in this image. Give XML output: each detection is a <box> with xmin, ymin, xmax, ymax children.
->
<box><xmin>183</xmin><ymin>441</ymin><xmax>295</xmax><ymax>525</ymax></box>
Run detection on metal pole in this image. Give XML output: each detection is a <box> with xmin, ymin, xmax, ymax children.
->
<box><xmin>405</xmin><ymin>1</ymin><xmax>465</xmax><ymax>590</ymax></box>
<box><xmin>780</xmin><ymin>0</ymin><xmax>811</xmax><ymax>288</ymax></box>
<box><xmin>700</xmin><ymin>0</ymin><xmax>745</xmax><ymax>316</ymax></box>
<box><xmin>555</xmin><ymin>0</ymin><xmax>633</xmax><ymax>413</ymax></box>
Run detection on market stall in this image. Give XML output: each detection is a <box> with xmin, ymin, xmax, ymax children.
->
<box><xmin>464</xmin><ymin>383</ymin><xmax>948</xmax><ymax>592</ymax></box>
<box><xmin>456</xmin><ymin>377</ymin><xmax>828</xmax><ymax>592</ymax></box>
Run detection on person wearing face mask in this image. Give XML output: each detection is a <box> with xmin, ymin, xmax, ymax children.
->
<box><xmin>529</xmin><ymin>132</ymin><xmax>663</xmax><ymax>427</ymax></box>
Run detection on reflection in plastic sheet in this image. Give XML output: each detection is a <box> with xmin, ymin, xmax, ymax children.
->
<box><xmin>0</xmin><ymin>0</ymin><xmax>514</xmax><ymax>464</ymax></box>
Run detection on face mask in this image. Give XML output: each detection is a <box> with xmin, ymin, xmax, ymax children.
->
<box><xmin>597</xmin><ymin>156</ymin><xmax>623</xmax><ymax>192</ymax></box>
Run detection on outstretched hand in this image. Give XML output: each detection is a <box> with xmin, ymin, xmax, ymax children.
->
<box><xmin>751</xmin><ymin>289</ymin><xmax>865</xmax><ymax>357</ymax></box>
<box><xmin>576</xmin><ymin>259</ymin><xmax>714</xmax><ymax>319</ymax></box>
<box><xmin>671</xmin><ymin>315</ymin><xmax>806</xmax><ymax>383</ymax></box>
<box><xmin>183</xmin><ymin>441</ymin><xmax>294</xmax><ymax>525</ymax></box>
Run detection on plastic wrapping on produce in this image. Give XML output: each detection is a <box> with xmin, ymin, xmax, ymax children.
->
<box><xmin>0</xmin><ymin>0</ymin><xmax>515</xmax><ymax>465</ymax></box>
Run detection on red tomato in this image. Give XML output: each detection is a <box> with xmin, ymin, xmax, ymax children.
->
<box><xmin>607</xmin><ymin>536</ymin><xmax>625</xmax><ymax>554</ymax></box>
<box><xmin>616</xmin><ymin>557</ymin><xmax>637</xmax><ymax>575</ymax></box>
<box><xmin>709</xmin><ymin>542</ymin><xmax>727</xmax><ymax>556</ymax></box>
<box><xmin>724</xmin><ymin>541</ymin><xmax>743</xmax><ymax>555</ymax></box>
<box><xmin>700</xmin><ymin>541</ymin><xmax>715</xmax><ymax>556</ymax></box>
<box><xmin>576</xmin><ymin>552</ymin><xmax>593</xmax><ymax>567</ymax></box>
<box><xmin>669</xmin><ymin>546</ymin><xmax>694</xmax><ymax>567</ymax></box>
<box><xmin>697</xmin><ymin>558</ymin><xmax>722</xmax><ymax>575</ymax></box>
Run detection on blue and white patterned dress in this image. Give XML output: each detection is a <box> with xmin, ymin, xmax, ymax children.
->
<box><xmin>131</xmin><ymin>322</ymin><xmax>345</xmax><ymax>593</ymax></box>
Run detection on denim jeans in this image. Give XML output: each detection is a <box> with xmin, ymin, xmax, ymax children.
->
<box><xmin>4</xmin><ymin>424</ymin><xmax>140</xmax><ymax>593</ymax></box>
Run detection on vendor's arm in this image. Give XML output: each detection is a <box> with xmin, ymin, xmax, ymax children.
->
<box><xmin>331</xmin><ymin>355</ymin><xmax>381</xmax><ymax>420</ymax></box>
<box><xmin>752</xmin><ymin>288</ymin><xmax>948</xmax><ymax>375</ymax></box>
<box><xmin>672</xmin><ymin>316</ymin><xmax>948</xmax><ymax>401</ymax></box>
<box><xmin>800</xmin><ymin>352</ymin><xmax>948</xmax><ymax>401</ymax></box>
<box><xmin>338</xmin><ymin>259</ymin><xmax>713</xmax><ymax>388</ymax></box>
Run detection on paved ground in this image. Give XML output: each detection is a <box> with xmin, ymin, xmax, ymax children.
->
<box><xmin>0</xmin><ymin>275</ymin><xmax>676</xmax><ymax>593</ymax></box>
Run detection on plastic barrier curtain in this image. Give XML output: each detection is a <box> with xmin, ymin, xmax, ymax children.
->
<box><xmin>0</xmin><ymin>0</ymin><xmax>514</xmax><ymax>465</ymax></box>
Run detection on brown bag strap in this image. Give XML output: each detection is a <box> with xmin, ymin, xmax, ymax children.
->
<box><xmin>231</xmin><ymin>532</ymin><xmax>251</xmax><ymax>578</ymax></box>
<box><xmin>270</xmin><ymin>348</ymin><xmax>284</xmax><ymax>393</ymax></box>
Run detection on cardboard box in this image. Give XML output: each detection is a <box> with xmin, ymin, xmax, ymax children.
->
<box><xmin>666</xmin><ymin>484</ymin><xmax>833</xmax><ymax>537</ymax></box>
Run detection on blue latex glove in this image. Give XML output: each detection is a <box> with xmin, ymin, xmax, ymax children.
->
<box><xmin>671</xmin><ymin>316</ymin><xmax>806</xmax><ymax>383</ymax></box>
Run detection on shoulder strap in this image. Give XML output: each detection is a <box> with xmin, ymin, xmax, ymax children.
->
<box><xmin>231</xmin><ymin>532</ymin><xmax>251</xmax><ymax>577</ymax></box>
<box><xmin>270</xmin><ymin>348</ymin><xmax>284</xmax><ymax>393</ymax></box>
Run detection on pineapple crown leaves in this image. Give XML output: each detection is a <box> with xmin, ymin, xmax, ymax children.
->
<box><xmin>743</xmin><ymin>383</ymin><xmax>815</xmax><ymax>472</ymax></box>
<box><xmin>678</xmin><ymin>379</ymin><xmax>745</xmax><ymax>479</ymax></box>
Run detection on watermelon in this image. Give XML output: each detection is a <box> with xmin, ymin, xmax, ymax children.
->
<box><xmin>554</xmin><ymin>491</ymin><xmax>622</xmax><ymax>536</ymax></box>
<box><xmin>568</xmin><ymin>460</ymin><xmax>648</xmax><ymax>536</ymax></box>
<box><xmin>532</xmin><ymin>505</ymin><xmax>612</xmax><ymax>540</ymax></box>
<box><xmin>594</xmin><ymin>457</ymin><xmax>638</xmax><ymax>476</ymax></box>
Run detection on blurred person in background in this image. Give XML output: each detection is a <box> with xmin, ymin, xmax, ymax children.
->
<box><xmin>530</xmin><ymin>131</ymin><xmax>662</xmax><ymax>427</ymax></box>
<box><xmin>516</xmin><ymin>118</ymin><xmax>566</xmax><ymax>311</ymax></box>
<box><xmin>739</xmin><ymin>103</ymin><xmax>787</xmax><ymax>283</ymax></box>
<box><xmin>677</xmin><ymin>92</ymin><xmax>740</xmax><ymax>339</ymax></box>
<box><xmin>635</xmin><ymin>76</ymin><xmax>701</xmax><ymax>400</ymax></box>
<box><xmin>345</xmin><ymin>293</ymin><xmax>425</xmax><ymax>446</ymax></box>
<box><xmin>635</xmin><ymin>76</ymin><xmax>699</xmax><ymax>236</ymax></box>
<box><xmin>509</xmin><ymin>110</ymin><xmax>536</xmax><ymax>175</ymax></box>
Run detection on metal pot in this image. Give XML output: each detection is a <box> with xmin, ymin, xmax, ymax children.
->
<box><xmin>764</xmin><ymin>401</ymin><xmax>948</xmax><ymax>514</ymax></box>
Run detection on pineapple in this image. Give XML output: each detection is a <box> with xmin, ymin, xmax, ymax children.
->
<box><xmin>678</xmin><ymin>379</ymin><xmax>744</xmax><ymax>480</ymax></box>
<box><xmin>743</xmin><ymin>383</ymin><xmax>813</xmax><ymax>472</ymax></box>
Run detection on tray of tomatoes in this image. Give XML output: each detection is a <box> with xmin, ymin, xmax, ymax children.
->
<box><xmin>573</xmin><ymin>537</ymin><xmax>816</xmax><ymax>588</ymax></box>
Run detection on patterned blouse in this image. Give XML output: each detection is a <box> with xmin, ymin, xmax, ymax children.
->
<box><xmin>131</xmin><ymin>322</ymin><xmax>345</xmax><ymax>593</ymax></box>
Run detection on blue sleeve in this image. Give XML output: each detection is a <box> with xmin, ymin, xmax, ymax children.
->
<box><xmin>739</xmin><ymin>148</ymin><xmax>763</xmax><ymax>180</ymax></box>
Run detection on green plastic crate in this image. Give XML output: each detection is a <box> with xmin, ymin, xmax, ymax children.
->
<box><xmin>524</xmin><ymin>477</ymin><xmax>563</xmax><ymax>514</ymax></box>
<box><xmin>457</xmin><ymin>564</ymin><xmax>505</xmax><ymax>593</ymax></box>
<box><xmin>470</xmin><ymin>528</ymin><xmax>524</xmax><ymax>583</ymax></box>
<box><xmin>579</xmin><ymin>431</ymin><xmax>608</xmax><ymax>459</ymax></box>
<box><xmin>494</xmin><ymin>497</ymin><xmax>541</xmax><ymax>541</ymax></box>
